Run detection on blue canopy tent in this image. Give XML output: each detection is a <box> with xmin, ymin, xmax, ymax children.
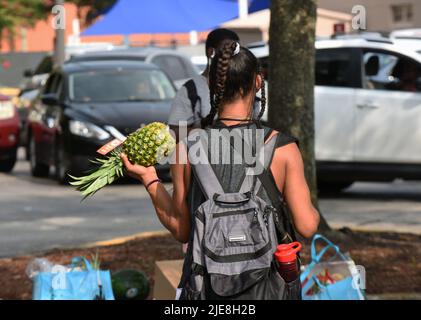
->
<box><xmin>82</xmin><ymin>0</ymin><xmax>240</xmax><ymax>36</ymax></box>
<box><xmin>249</xmin><ymin>0</ymin><xmax>270</xmax><ymax>14</ymax></box>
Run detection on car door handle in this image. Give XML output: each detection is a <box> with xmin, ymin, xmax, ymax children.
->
<box><xmin>357</xmin><ymin>103</ymin><xmax>379</xmax><ymax>109</ymax></box>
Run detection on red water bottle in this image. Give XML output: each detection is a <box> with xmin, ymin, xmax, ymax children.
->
<box><xmin>274</xmin><ymin>242</ymin><xmax>302</xmax><ymax>282</ymax></box>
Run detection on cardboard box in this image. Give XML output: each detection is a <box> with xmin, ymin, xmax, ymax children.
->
<box><xmin>153</xmin><ymin>260</ymin><xmax>183</xmax><ymax>300</ymax></box>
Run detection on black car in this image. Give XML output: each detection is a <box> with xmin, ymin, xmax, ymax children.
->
<box><xmin>26</xmin><ymin>60</ymin><xmax>176</xmax><ymax>183</ymax></box>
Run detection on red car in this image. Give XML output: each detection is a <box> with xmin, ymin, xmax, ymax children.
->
<box><xmin>0</xmin><ymin>93</ymin><xmax>20</xmax><ymax>172</ymax></box>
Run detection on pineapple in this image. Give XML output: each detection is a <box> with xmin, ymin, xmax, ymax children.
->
<box><xmin>70</xmin><ymin>122</ymin><xmax>175</xmax><ymax>200</ymax></box>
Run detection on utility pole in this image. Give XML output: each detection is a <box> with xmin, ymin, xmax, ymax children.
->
<box><xmin>54</xmin><ymin>0</ymin><xmax>66</xmax><ymax>67</ymax></box>
<box><xmin>239</xmin><ymin>0</ymin><xmax>249</xmax><ymax>19</ymax></box>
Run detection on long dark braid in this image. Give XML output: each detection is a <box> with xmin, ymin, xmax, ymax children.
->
<box><xmin>202</xmin><ymin>41</ymin><xmax>237</xmax><ymax>128</ymax></box>
<box><xmin>257</xmin><ymin>69</ymin><xmax>266</xmax><ymax>121</ymax></box>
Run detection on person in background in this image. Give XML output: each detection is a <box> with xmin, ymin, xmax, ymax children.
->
<box><xmin>168</xmin><ymin>28</ymin><xmax>240</xmax><ymax>137</ymax></box>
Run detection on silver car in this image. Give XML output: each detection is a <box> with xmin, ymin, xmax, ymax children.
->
<box><xmin>68</xmin><ymin>48</ymin><xmax>200</xmax><ymax>88</ymax></box>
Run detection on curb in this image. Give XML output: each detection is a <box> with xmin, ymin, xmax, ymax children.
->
<box><xmin>367</xmin><ymin>293</ymin><xmax>421</xmax><ymax>300</ymax></box>
<box><xmin>329</xmin><ymin>223</ymin><xmax>421</xmax><ymax>236</ymax></box>
<box><xmin>0</xmin><ymin>230</ymin><xmax>172</xmax><ymax>260</ymax></box>
<box><xmin>80</xmin><ymin>230</ymin><xmax>171</xmax><ymax>249</ymax></box>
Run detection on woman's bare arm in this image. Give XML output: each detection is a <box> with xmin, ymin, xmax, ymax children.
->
<box><xmin>121</xmin><ymin>142</ymin><xmax>191</xmax><ymax>243</ymax></box>
<box><xmin>270</xmin><ymin>141</ymin><xmax>320</xmax><ymax>239</ymax></box>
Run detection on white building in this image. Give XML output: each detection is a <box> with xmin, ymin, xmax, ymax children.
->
<box><xmin>222</xmin><ymin>8</ymin><xmax>353</xmax><ymax>45</ymax></box>
<box><xmin>319</xmin><ymin>0</ymin><xmax>421</xmax><ymax>32</ymax></box>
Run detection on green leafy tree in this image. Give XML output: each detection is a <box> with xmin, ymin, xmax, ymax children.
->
<box><xmin>269</xmin><ymin>0</ymin><xmax>331</xmax><ymax>231</ymax></box>
<box><xmin>0</xmin><ymin>0</ymin><xmax>52</xmax><ymax>51</ymax></box>
<box><xmin>0</xmin><ymin>0</ymin><xmax>117</xmax><ymax>51</ymax></box>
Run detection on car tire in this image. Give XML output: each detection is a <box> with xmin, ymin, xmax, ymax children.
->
<box><xmin>0</xmin><ymin>150</ymin><xmax>17</xmax><ymax>172</ymax></box>
<box><xmin>55</xmin><ymin>139</ymin><xmax>70</xmax><ymax>184</ymax></box>
<box><xmin>318</xmin><ymin>180</ymin><xmax>354</xmax><ymax>193</ymax></box>
<box><xmin>25</xmin><ymin>141</ymin><xmax>30</xmax><ymax>161</ymax></box>
<box><xmin>29</xmin><ymin>135</ymin><xmax>49</xmax><ymax>177</ymax></box>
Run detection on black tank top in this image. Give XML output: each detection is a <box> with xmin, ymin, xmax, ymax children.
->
<box><xmin>187</xmin><ymin>121</ymin><xmax>298</xmax><ymax>217</ymax></box>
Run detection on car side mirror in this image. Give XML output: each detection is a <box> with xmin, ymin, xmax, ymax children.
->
<box><xmin>23</xmin><ymin>69</ymin><xmax>34</xmax><ymax>77</ymax></box>
<box><xmin>41</xmin><ymin>93</ymin><xmax>59</xmax><ymax>106</ymax></box>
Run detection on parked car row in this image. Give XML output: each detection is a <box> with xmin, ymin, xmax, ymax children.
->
<box><xmin>3</xmin><ymin>47</ymin><xmax>198</xmax><ymax>182</ymax></box>
<box><xmin>250</xmin><ymin>35</ymin><xmax>421</xmax><ymax>190</ymax></box>
<box><xmin>5</xmin><ymin>35</ymin><xmax>421</xmax><ymax>192</ymax></box>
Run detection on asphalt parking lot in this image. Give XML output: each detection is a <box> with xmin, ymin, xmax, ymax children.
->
<box><xmin>0</xmin><ymin>150</ymin><xmax>420</xmax><ymax>257</ymax></box>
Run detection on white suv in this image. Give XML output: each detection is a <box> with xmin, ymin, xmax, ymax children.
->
<box><xmin>250</xmin><ymin>37</ymin><xmax>421</xmax><ymax>190</ymax></box>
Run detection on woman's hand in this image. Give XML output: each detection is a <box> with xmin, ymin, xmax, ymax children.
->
<box><xmin>120</xmin><ymin>153</ymin><xmax>158</xmax><ymax>185</ymax></box>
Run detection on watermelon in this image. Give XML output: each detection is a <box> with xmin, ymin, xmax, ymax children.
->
<box><xmin>111</xmin><ymin>269</ymin><xmax>150</xmax><ymax>300</ymax></box>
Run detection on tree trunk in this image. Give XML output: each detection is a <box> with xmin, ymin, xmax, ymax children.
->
<box><xmin>269</xmin><ymin>0</ymin><xmax>331</xmax><ymax>231</ymax></box>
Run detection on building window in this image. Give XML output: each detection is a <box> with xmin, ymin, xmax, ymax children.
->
<box><xmin>391</xmin><ymin>4</ymin><xmax>413</xmax><ymax>23</ymax></box>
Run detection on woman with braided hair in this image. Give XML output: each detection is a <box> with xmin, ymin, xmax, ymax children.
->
<box><xmin>121</xmin><ymin>40</ymin><xmax>319</xmax><ymax>300</ymax></box>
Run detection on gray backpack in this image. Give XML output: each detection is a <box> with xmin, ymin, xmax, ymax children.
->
<box><xmin>181</xmin><ymin>130</ymin><xmax>300</xmax><ymax>300</ymax></box>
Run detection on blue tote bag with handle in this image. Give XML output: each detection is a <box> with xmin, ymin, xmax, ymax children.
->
<box><xmin>300</xmin><ymin>234</ymin><xmax>365</xmax><ymax>300</ymax></box>
<box><xmin>33</xmin><ymin>256</ymin><xmax>114</xmax><ymax>300</ymax></box>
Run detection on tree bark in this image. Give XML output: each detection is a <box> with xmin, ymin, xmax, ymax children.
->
<box><xmin>269</xmin><ymin>0</ymin><xmax>330</xmax><ymax>231</ymax></box>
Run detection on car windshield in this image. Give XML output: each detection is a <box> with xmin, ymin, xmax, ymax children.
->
<box><xmin>68</xmin><ymin>68</ymin><xmax>176</xmax><ymax>102</ymax></box>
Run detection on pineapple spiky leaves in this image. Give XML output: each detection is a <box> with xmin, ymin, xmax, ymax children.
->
<box><xmin>69</xmin><ymin>122</ymin><xmax>175</xmax><ymax>200</ymax></box>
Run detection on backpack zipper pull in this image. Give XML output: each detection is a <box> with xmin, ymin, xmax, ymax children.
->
<box><xmin>252</xmin><ymin>209</ymin><xmax>258</xmax><ymax>224</ymax></box>
<box><xmin>263</xmin><ymin>206</ymin><xmax>274</xmax><ymax>226</ymax></box>
<box><xmin>263</xmin><ymin>214</ymin><xmax>267</xmax><ymax>226</ymax></box>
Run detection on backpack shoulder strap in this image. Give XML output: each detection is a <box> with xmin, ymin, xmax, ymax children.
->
<box><xmin>239</xmin><ymin>133</ymin><xmax>277</xmax><ymax>194</ymax></box>
<box><xmin>264</xmin><ymin>127</ymin><xmax>274</xmax><ymax>141</ymax></box>
<box><xmin>184</xmin><ymin>79</ymin><xmax>199</xmax><ymax>114</ymax></box>
<box><xmin>187</xmin><ymin>130</ymin><xmax>224</xmax><ymax>200</ymax></box>
<box><xmin>258</xmin><ymin>163</ymin><xmax>297</xmax><ymax>243</ymax></box>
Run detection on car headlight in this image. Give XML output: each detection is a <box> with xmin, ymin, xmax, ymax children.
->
<box><xmin>69</xmin><ymin>120</ymin><xmax>110</xmax><ymax>140</ymax></box>
<box><xmin>0</xmin><ymin>101</ymin><xmax>15</xmax><ymax>120</ymax></box>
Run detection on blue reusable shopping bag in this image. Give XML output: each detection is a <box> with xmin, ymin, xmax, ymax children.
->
<box><xmin>32</xmin><ymin>256</ymin><xmax>114</xmax><ymax>300</ymax></box>
<box><xmin>300</xmin><ymin>234</ymin><xmax>365</xmax><ymax>300</ymax></box>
